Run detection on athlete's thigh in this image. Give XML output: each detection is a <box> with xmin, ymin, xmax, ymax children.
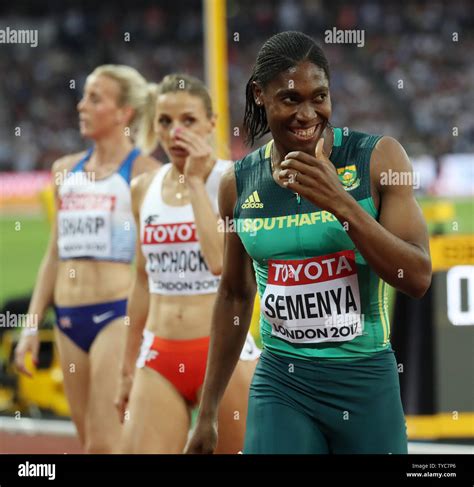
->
<box><xmin>215</xmin><ymin>359</ymin><xmax>257</xmax><ymax>454</ymax></box>
<box><xmin>54</xmin><ymin>327</ymin><xmax>90</xmax><ymax>446</ymax></box>
<box><xmin>244</xmin><ymin>396</ymin><xmax>329</xmax><ymax>454</ymax></box>
<box><xmin>243</xmin><ymin>350</ymin><xmax>329</xmax><ymax>454</ymax></box>
<box><xmin>326</xmin><ymin>352</ymin><xmax>408</xmax><ymax>454</ymax></box>
<box><xmin>85</xmin><ymin>318</ymin><xmax>125</xmax><ymax>453</ymax></box>
<box><xmin>121</xmin><ymin>366</ymin><xmax>191</xmax><ymax>453</ymax></box>
<box><xmin>329</xmin><ymin>383</ymin><xmax>408</xmax><ymax>454</ymax></box>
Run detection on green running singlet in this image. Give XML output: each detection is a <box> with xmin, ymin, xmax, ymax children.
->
<box><xmin>234</xmin><ymin>128</ymin><xmax>407</xmax><ymax>453</ymax></box>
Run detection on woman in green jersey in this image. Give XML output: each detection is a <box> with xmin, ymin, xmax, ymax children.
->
<box><xmin>186</xmin><ymin>31</ymin><xmax>431</xmax><ymax>454</ymax></box>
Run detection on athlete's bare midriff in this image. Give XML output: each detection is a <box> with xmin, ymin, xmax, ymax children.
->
<box><xmin>145</xmin><ymin>293</ymin><xmax>216</xmax><ymax>340</ymax></box>
<box><xmin>55</xmin><ymin>259</ymin><xmax>132</xmax><ymax>306</ymax></box>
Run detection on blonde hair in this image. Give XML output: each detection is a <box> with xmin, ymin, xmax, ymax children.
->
<box><xmin>157</xmin><ymin>73</ymin><xmax>213</xmax><ymax>118</ymax></box>
<box><xmin>91</xmin><ymin>64</ymin><xmax>158</xmax><ymax>155</ymax></box>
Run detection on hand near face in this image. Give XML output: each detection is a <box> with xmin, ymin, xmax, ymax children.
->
<box><xmin>279</xmin><ymin>138</ymin><xmax>351</xmax><ymax>213</ymax></box>
<box><xmin>172</xmin><ymin>128</ymin><xmax>214</xmax><ymax>184</ymax></box>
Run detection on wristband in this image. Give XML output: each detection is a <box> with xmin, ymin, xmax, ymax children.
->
<box><xmin>21</xmin><ymin>327</ymin><xmax>39</xmax><ymax>337</ymax></box>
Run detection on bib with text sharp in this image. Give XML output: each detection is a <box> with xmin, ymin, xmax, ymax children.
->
<box><xmin>261</xmin><ymin>250</ymin><xmax>363</xmax><ymax>344</ymax></box>
<box><xmin>58</xmin><ymin>193</ymin><xmax>114</xmax><ymax>258</ymax></box>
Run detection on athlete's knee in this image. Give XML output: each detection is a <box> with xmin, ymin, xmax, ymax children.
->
<box><xmin>118</xmin><ymin>431</ymin><xmax>137</xmax><ymax>454</ymax></box>
<box><xmin>85</xmin><ymin>435</ymin><xmax>117</xmax><ymax>454</ymax></box>
<box><xmin>69</xmin><ymin>415</ymin><xmax>87</xmax><ymax>448</ymax></box>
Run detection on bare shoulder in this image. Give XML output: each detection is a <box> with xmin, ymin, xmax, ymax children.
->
<box><xmin>218</xmin><ymin>164</ymin><xmax>237</xmax><ymax>219</ymax></box>
<box><xmin>131</xmin><ymin>154</ymin><xmax>162</xmax><ymax>179</ymax></box>
<box><xmin>371</xmin><ymin>136</ymin><xmax>413</xmax><ymax>193</ymax></box>
<box><xmin>371</xmin><ymin>136</ymin><xmax>412</xmax><ymax>172</ymax></box>
<box><xmin>50</xmin><ymin>151</ymin><xmax>88</xmax><ymax>194</ymax></box>
<box><xmin>51</xmin><ymin>151</ymin><xmax>87</xmax><ymax>176</ymax></box>
<box><xmin>131</xmin><ymin>168</ymin><xmax>160</xmax><ymax>204</ymax></box>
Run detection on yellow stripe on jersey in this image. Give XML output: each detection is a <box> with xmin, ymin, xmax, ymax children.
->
<box><xmin>250</xmin><ymin>293</ymin><xmax>261</xmax><ymax>347</ymax></box>
<box><xmin>264</xmin><ymin>140</ymin><xmax>273</xmax><ymax>159</ymax></box>
<box><xmin>378</xmin><ymin>279</ymin><xmax>390</xmax><ymax>345</ymax></box>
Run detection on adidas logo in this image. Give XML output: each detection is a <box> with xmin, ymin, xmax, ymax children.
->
<box><xmin>242</xmin><ymin>190</ymin><xmax>264</xmax><ymax>209</ymax></box>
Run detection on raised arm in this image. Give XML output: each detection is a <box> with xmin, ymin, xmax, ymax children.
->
<box><xmin>283</xmin><ymin>136</ymin><xmax>432</xmax><ymax>298</ymax></box>
<box><xmin>333</xmin><ymin>136</ymin><xmax>432</xmax><ymax>297</ymax></box>
<box><xmin>176</xmin><ymin>129</ymin><xmax>224</xmax><ymax>275</ymax></box>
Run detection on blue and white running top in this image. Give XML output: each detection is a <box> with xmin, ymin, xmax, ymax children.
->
<box><xmin>57</xmin><ymin>147</ymin><xmax>140</xmax><ymax>263</ymax></box>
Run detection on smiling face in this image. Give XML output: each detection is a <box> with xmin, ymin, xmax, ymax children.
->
<box><xmin>77</xmin><ymin>74</ymin><xmax>132</xmax><ymax>140</ymax></box>
<box><xmin>154</xmin><ymin>91</ymin><xmax>215</xmax><ymax>165</ymax></box>
<box><xmin>254</xmin><ymin>61</ymin><xmax>331</xmax><ymax>156</ymax></box>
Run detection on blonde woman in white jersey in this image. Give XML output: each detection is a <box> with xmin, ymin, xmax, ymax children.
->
<box><xmin>14</xmin><ymin>65</ymin><xmax>160</xmax><ymax>453</ymax></box>
<box><xmin>116</xmin><ymin>73</ymin><xmax>260</xmax><ymax>453</ymax></box>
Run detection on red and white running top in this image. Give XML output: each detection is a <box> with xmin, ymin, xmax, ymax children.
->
<box><xmin>140</xmin><ymin>160</ymin><xmax>231</xmax><ymax>296</ymax></box>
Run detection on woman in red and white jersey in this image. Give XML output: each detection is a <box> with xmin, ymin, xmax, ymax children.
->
<box><xmin>116</xmin><ymin>73</ymin><xmax>260</xmax><ymax>453</ymax></box>
<box><xmin>14</xmin><ymin>65</ymin><xmax>160</xmax><ymax>453</ymax></box>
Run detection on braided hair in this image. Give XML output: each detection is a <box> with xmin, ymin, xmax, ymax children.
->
<box><xmin>243</xmin><ymin>31</ymin><xmax>330</xmax><ymax>146</ymax></box>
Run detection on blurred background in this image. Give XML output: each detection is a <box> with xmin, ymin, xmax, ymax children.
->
<box><xmin>0</xmin><ymin>0</ymin><xmax>472</xmax><ymax>453</ymax></box>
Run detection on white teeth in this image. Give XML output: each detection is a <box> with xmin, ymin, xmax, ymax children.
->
<box><xmin>292</xmin><ymin>126</ymin><xmax>316</xmax><ymax>138</ymax></box>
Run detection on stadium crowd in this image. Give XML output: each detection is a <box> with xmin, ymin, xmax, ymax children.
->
<box><xmin>0</xmin><ymin>0</ymin><xmax>472</xmax><ymax>170</ymax></box>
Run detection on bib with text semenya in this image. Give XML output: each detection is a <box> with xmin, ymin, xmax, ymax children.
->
<box><xmin>261</xmin><ymin>249</ymin><xmax>363</xmax><ymax>344</ymax></box>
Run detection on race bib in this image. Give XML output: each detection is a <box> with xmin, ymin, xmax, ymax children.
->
<box><xmin>143</xmin><ymin>221</ymin><xmax>220</xmax><ymax>295</ymax></box>
<box><xmin>261</xmin><ymin>250</ymin><xmax>363</xmax><ymax>344</ymax></box>
<box><xmin>58</xmin><ymin>193</ymin><xmax>114</xmax><ymax>258</ymax></box>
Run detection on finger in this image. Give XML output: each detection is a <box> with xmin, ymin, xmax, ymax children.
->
<box><xmin>284</xmin><ymin>151</ymin><xmax>319</xmax><ymax>166</ymax></box>
<box><xmin>176</xmin><ymin>129</ymin><xmax>199</xmax><ymax>143</ymax></box>
<box><xmin>175</xmin><ymin>131</ymin><xmax>205</xmax><ymax>153</ymax></box>
<box><xmin>174</xmin><ymin>138</ymin><xmax>206</xmax><ymax>156</ymax></box>
<box><xmin>315</xmin><ymin>138</ymin><xmax>333</xmax><ymax>168</ymax></box>
<box><xmin>280</xmin><ymin>159</ymin><xmax>320</xmax><ymax>177</ymax></box>
<box><xmin>284</xmin><ymin>171</ymin><xmax>314</xmax><ymax>188</ymax></box>
<box><xmin>173</xmin><ymin>139</ymin><xmax>194</xmax><ymax>153</ymax></box>
<box><xmin>315</xmin><ymin>137</ymin><xmax>325</xmax><ymax>159</ymax></box>
<box><xmin>177</xmin><ymin>129</ymin><xmax>208</xmax><ymax>149</ymax></box>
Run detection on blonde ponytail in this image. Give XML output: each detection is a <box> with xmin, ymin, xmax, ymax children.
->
<box><xmin>90</xmin><ymin>65</ymin><xmax>158</xmax><ymax>155</ymax></box>
<box><xmin>134</xmin><ymin>83</ymin><xmax>158</xmax><ymax>155</ymax></box>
